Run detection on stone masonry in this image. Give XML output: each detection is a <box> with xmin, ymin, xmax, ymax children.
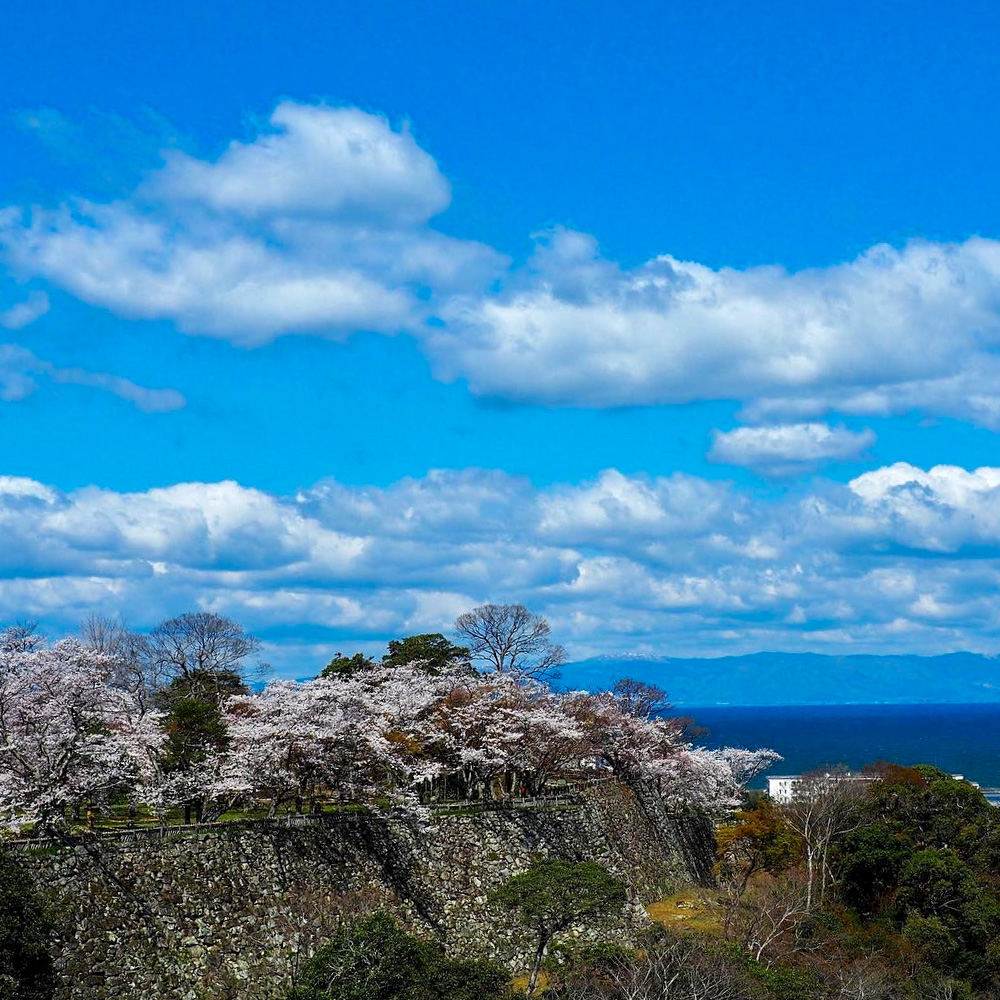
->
<box><xmin>21</xmin><ymin>781</ymin><xmax>714</xmax><ymax>1000</ymax></box>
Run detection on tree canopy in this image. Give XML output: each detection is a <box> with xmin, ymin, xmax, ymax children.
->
<box><xmin>320</xmin><ymin>652</ymin><xmax>378</xmax><ymax>680</ymax></box>
<box><xmin>0</xmin><ymin>848</ymin><xmax>53</xmax><ymax>1000</ymax></box>
<box><xmin>491</xmin><ymin>859</ymin><xmax>626</xmax><ymax>993</ymax></box>
<box><xmin>382</xmin><ymin>633</ymin><xmax>470</xmax><ymax>675</ymax></box>
<box><xmin>288</xmin><ymin>912</ymin><xmax>508</xmax><ymax>1000</ymax></box>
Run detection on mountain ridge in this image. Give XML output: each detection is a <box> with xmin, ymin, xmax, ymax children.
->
<box><xmin>560</xmin><ymin>650</ymin><xmax>1000</xmax><ymax>706</ymax></box>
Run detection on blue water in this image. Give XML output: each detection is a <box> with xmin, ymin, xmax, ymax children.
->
<box><xmin>687</xmin><ymin>703</ymin><xmax>1000</xmax><ymax>789</ymax></box>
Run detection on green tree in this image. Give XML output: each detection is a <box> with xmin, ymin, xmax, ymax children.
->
<box><xmin>382</xmin><ymin>634</ymin><xmax>471</xmax><ymax>675</ymax></box>
<box><xmin>865</xmin><ymin>765</ymin><xmax>993</xmax><ymax>854</ymax></box>
<box><xmin>156</xmin><ymin>670</ymin><xmax>245</xmax><ymax>823</ymax></box>
<box><xmin>897</xmin><ymin>848</ymin><xmax>1000</xmax><ymax>981</ymax></box>
<box><xmin>0</xmin><ymin>848</ymin><xmax>54</xmax><ymax>1000</ymax></box>
<box><xmin>288</xmin><ymin>912</ymin><xmax>508</xmax><ymax>1000</ymax></box>
<box><xmin>490</xmin><ymin>859</ymin><xmax>626</xmax><ymax>994</ymax></box>
<box><xmin>832</xmin><ymin>823</ymin><xmax>909</xmax><ymax>916</ymax></box>
<box><xmin>320</xmin><ymin>652</ymin><xmax>378</xmax><ymax>680</ymax></box>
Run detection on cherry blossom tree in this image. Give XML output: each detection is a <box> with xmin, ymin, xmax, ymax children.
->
<box><xmin>0</xmin><ymin>617</ymin><xmax>780</xmax><ymax>826</ymax></box>
<box><xmin>0</xmin><ymin>630</ymin><xmax>162</xmax><ymax>832</ymax></box>
<box><xmin>428</xmin><ymin>674</ymin><xmax>543</xmax><ymax>799</ymax></box>
<box><xmin>657</xmin><ymin>746</ymin><xmax>781</xmax><ymax>813</ymax></box>
<box><xmin>507</xmin><ymin>687</ymin><xmax>589</xmax><ymax>795</ymax></box>
<box><xmin>218</xmin><ymin>662</ymin><xmax>455</xmax><ymax>813</ymax></box>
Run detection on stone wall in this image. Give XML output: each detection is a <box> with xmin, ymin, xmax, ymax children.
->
<box><xmin>21</xmin><ymin>781</ymin><xmax>713</xmax><ymax>1000</ymax></box>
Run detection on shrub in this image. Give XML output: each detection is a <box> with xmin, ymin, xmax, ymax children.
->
<box><xmin>0</xmin><ymin>848</ymin><xmax>54</xmax><ymax>999</ymax></box>
<box><xmin>288</xmin><ymin>912</ymin><xmax>508</xmax><ymax>1000</ymax></box>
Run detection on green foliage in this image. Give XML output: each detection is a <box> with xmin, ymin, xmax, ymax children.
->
<box><xmin>815</xmin><ymin>766</ymin><xmax>1000</xmax><ymax>990</ymax></box>
<box><xmin>492</xmin><ymin>859</ymin><xmax>625</xmax><ymax>994</ymax></box>
<box><xmin>833</xmin><ymin>823</ymin><xmax>910</xmax><ymax>915</ymax></box>
<box><xmin>159</xmin><ymin>697</ymin><xmax>229</xmax><ymax>773</ymax></box>
<box><xmin>897</xmin><ymin>848</ymin><xmax>1000</xmax><ymax>979</ymax></box>
<box><xmin>490</xmin><ymin>859</ymin><xmax>626</xmax><ymax>939</ymax></box>
<box><xmin>902</xmin><ymin>911</ymin><xmax>959</xmax><ymax>967</ymax></box>
<box><xmin>545</xmin><ymin>939</ymin><xmax>633</xmax><ymax>977</ymax></box>
<box><xmin>319</xmin><ymin>652</ymin><xmax>378</xmax><ymax>679</ymax></box>
<box><xmin>288</xmin><ymin>912</ymin><xmax>508</xmax><ymax>1000</ymax></box>
<box><xmin>744</xmin><ymin>959</ymin><xmax>824</xmax><ymax>1000</ymax></box>
<box><xmin>865</xmin><ymin>765</ymin><xmax>993</xmax><ymax>852</ymax></box>
<box><xmin>156</xmin><ymin>669</ymin><xmax>245</xmax><ymax>772</ymax></box>
<box><xmin>156</xmin><ymin>666</ymin><xmax>248</xmax><ymax>707</ymax></box>
<box><xmin>156</xmin><ymin>670</ymin><xmax>245</xmax><ymax>822</ymax></box>
<box><xmin>0</xmin><ymin>848</ymin><xmax>54</xmax><ymax>1000</ymax></box>
<box><xmin>382</xmin><ymin>634</ymin><xmax>471</xmax><ymax>674</ymax></box>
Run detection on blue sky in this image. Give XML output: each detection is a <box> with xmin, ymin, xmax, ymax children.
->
<box><xmin>3</xmin><ymin>0</ymin><xmax>1000</xmax><ymax>677</ymax></box>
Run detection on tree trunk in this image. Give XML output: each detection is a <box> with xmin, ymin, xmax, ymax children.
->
<box><xmin>528</xmin><ymin>936</ymin><xmax>548</xmax><ymax>995</ymax></box>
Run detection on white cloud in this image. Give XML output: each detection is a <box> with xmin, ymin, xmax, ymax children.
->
<box><xmin>709</xmin><ymin>422</ymin><xmax>875</xmax><ymax>474</ymax></box>
<box><xmin>537</xmin><ymin>469</ymin><xmax>735</xmax><ymax>543</ymax></box>
<box><xmin>151</xmin><ymin>102</ymin><xmax>450</xmax><ymax>226</ymax></box>
<box><xmin>426</xmin><ymin>228</ymin><xmax>1000</xmax><ymax>424</ymax></box>
<box><xmin>0</xmin><ymin>290</ymin><xmax>48</xmax><ymax>329</ymax></box>
<box><xmin>845</xmin><ymin>463</ymin><xmax>1000</xmax><ymax>553</ymax></box>
<box><xmin>0</xmin><ymin>103</ymin><xmax>501</xmax><ymax>346</ymax></box>
<box><xmin>4</xmin><ymin>464</ymin><xmax>1000</xmax><ymax>671</ymax></box>
<box><xmin>9</xmin><ymin>102</ymin><xmax>1000</xmax><ymax>429</ymax></box>
<box><xmin>0</xmin><ymin>343</ymin><xmax>185</xmax><ymax>411</ymax></box>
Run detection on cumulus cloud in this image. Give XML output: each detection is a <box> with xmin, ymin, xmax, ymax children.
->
<box><xmin>9</xmin><ymin>101</ymin><xmax>1000</xmax><ymax>430</ymax></box>
<box><xmin>7</xmin><ymin>101</ymin><xmax>1000</xmax><ymax>427</ymax></box>
<box><xmin>427</xmin><ymin>228</ymin><xmax>1000</xmax><ymax>426</ymax></box>
<box><xmin>151</xmin><ymin>103</ymin><xmax>450</xmax><ymax>226</ymax></box>
<box><xmin>0</xmin><ymin>344</ymin><xmax>185</xmax><ymax>411</ymax></box>
<box><xmin>845</xmin><ymin>463</ymin><xmax>1000</xmax><ymax>554</ymax></box>
<box><xmin>709</xmin><ymin>422</ymin><xmax>875</xmax><ymax>474</ymax></box>
<box><xmin>4</xmin><ymin>463</ymin><xmax>1000</xmax><ymax>672</ymax></box>
<box><xmin>0</xmin><ymin>102</ymin><xmax>501</xmax><ymax>346</ymax></box>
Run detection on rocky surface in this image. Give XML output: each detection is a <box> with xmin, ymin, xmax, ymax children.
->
<box><xmin>22</xmin><ymin>781</ymin><xmax>712</xmax><ymax>999</ymax></box>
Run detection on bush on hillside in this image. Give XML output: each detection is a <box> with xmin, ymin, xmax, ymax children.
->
<box><xmin>0</xmin><ymin>848</ymin><xmax>54</xmax><ymax>1000</ymax></box>
<box><xmin>287</xmin><ymin>912</ymin><xmax>509</xmax><ymax>1000</ymax></box>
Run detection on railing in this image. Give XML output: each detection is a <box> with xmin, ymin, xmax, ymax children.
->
<box><xmin>3</xmin><ymin>781</ymin><xmax>618</xmax><ymax>851</ymax></box>
<box><xmin>422</xmin><ymin>775</ymin><xmax>616</xmax><ymax>812</ymax></box>
<box><xmin>4</xmin><ymin>810</ymin><xmax>366</xmax><ymax>852</ymax></box>
<box><xmin>428</xmin><ymin>792</ymin><xmax>581</xmax><ymax>812</ymax></box>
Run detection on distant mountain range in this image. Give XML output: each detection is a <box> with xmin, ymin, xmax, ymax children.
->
<box><xmin>559</xmin><ymin>651</ymin><xmax>1000</xmax><ymax>706</ymax></box>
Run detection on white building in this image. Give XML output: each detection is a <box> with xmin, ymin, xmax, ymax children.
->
<box><xmin>767</xmin><ymin>771</ymin><xmax>978</xmax><ymax>804</ymax></box>
<box><xmin>766</xmin><ymin>775</ymin><xmax>802</xmax><ymax>804</ymax></box>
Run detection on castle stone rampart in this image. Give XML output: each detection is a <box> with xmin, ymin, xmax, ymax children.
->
<box><xmin>22</xmin><ymin>781</ymin><xmax>712</xmax><ymax>1000</ymax></box>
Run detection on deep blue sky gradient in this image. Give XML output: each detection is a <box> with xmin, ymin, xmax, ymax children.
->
<box><xmin>3</xmin><ymin>0</ymin><xmax>1000</xmax><ymax>492</ymax></box>
<box><xmin>3</xmin><ymin>1</ymin><xmax>1000</xmax><ymax>677</ymax></box>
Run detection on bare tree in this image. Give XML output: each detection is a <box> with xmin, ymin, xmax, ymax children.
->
<box><xmin>612</xmin><ymin>678</ymin><xmax>671</xmax><ymax>719</ymax></box>
<box><xmin>149</xmin><ymin>612</ymin><xmax>260</xmax><ymax>702</ymax></box>
<box><xmin>79</xmin><ymin>613</ymin><xmax>158</xmax><ymax>714</ymax></box>
<box><xmin>726</xmin><ymin>870</ymin><xmax>812</xmax><ymax>965</ymax></box>
<box><xmin>782</xmin><ymin>768</ymin><xmax>866</xmax><ymax>911</ymax></box>
<box><xmin>834</xmin><ymin>959</ymin><xmax>915</xmax><ymax>1000</ymax></box>
<box><xmin>553</xmin><ymin>933</ymin><xmax>754</xmax><ymax>1000</ymax></box>
<box><xmin>454</xmin><ymin>604</ymin><xmax>565</xmax><ymax>681</ymax></box>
